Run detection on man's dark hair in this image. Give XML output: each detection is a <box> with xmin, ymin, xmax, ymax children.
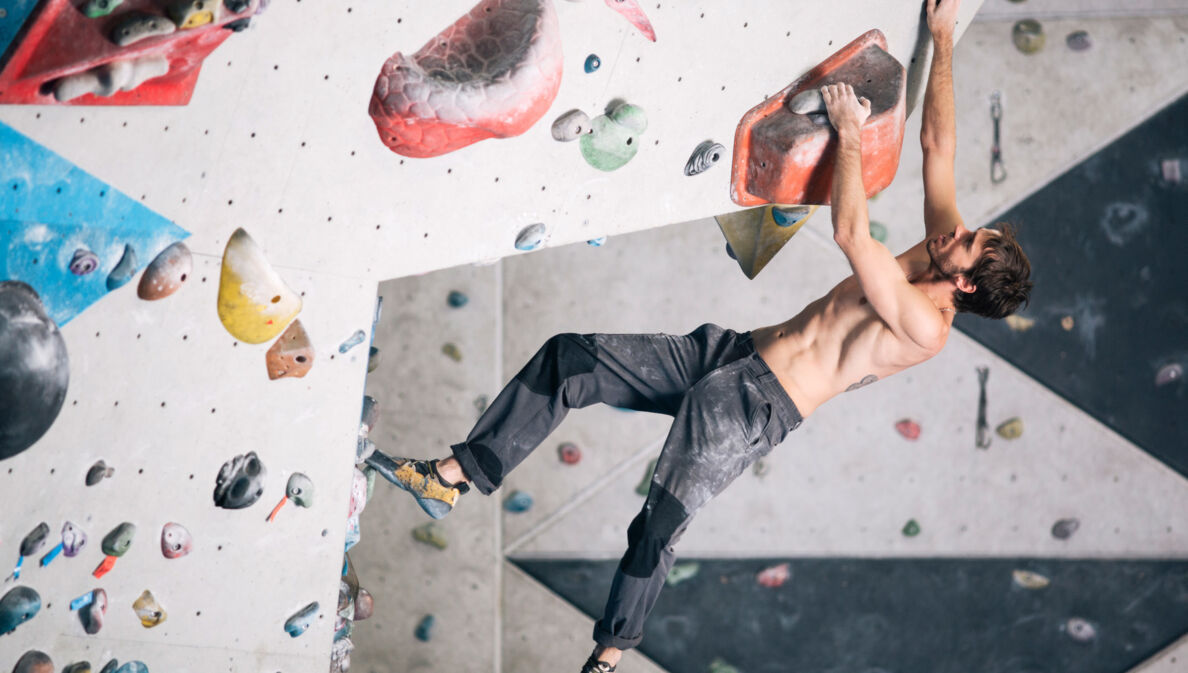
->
<box><xmin>954</xmin><ymin>223</ymin><xmax>1033</xmax><ymax>319</ymax></box>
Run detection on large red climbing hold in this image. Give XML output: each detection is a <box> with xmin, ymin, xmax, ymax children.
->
<box><xmin>369</xmin><ymin>0</ymin><xmax>563</xmax><ymax>158</ymax></box>
<box><xmin>730</xmin><ymin>30</ymin><xmax>906</xmax><ymax>206</ymax></box>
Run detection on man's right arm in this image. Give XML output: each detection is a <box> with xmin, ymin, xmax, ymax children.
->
<box><xmin>921</xmin><ymin>0</ymin><xmax>963</xmax><ymax>238</ymax></box>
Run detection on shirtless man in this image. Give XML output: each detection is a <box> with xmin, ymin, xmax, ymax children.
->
<box><xmin>366</xmin><ymin>1</ymin><xmax>1032</xmax><ymax>671</ymax></box>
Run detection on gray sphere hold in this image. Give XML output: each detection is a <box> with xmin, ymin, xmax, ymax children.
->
<box><xmin>0</xmin><ymin>281</ymin><xmax>69</xmax><ymax>460</ymax></box>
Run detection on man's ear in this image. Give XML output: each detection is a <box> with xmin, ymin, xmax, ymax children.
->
<box><xmin>955</xmin><ymin>274</ymin><xmax>977</xmax><ymax>295</ymax></box>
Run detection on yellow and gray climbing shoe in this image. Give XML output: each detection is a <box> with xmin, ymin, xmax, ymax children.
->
<box><xmin>364</xmin><ymin>450</ymin><xmax>468</xmax><ymax>519</ymax></box>
<box><xmin>580</xmin><ymin>656</ymin><xmax>616</xmax><ymax>673</ymax></box>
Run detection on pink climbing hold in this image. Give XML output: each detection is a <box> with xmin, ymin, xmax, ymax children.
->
<box><xmin>558</xmin><ymin>441</ymin><xmax>581</xmax><ymax>465</ymax></box>
<box><xmin>604</xmin><ymin>0</ymin><xmax>656</xmax><ymax>42</ymax></box>
<box><xmin>137</xmin><ymin>242</ymin><xmax>192</xmax><ymax>300</ymax></box>
<box><xmin>368</xmin><ymin>0</ymin><xmax>563</xmax><ymax>158</ymax></box>
<box><xmin>756</xmin><ymin>562</ymin><xmax>790</xmax><ymax>588</ymax></box>
<box><xmin>895</xmin><ymin>419</ymin><xmax>921</xmax><ymax>440</ymax></box>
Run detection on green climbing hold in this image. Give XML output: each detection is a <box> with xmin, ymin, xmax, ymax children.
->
<box><xmin>635</xmin><ymin>458</ymin><xmax>657</xmax><ymax>496</ymax></box>
<box><xmin>869</xmin><ymin>221</ymin><xmax>888</xmax><ymax>243</ymax></box>
<box><xmin>442</xmin><ymin>343</ymin><xmax>462</xmax><ymax>362</ymax></box>
<box><xmin>665</xmin><ymin>562</ymin><xmax>700</xmax><ymax>586</ymax></box>
<box><xmin>708</xmin><ymin>658</ymin><xmax>741</xmax><ymax>673</ymax></box>
<box><xmin>412</xmin><ymin>523</ymin><xmax>447</xmax><ymax>550</ymax></box>
<box><xmin>1012</xmin><ymin>19</ymin><xmax>1045</xmax><ymax>54</ymax></box>
<box><xmin>580</xmin><ymin>103</ymin><xmax>647</xmax><ymax>172</ymax></box>
<box><xmin>902</xmin><ymin>519</ymin><xmax>921</xmax><ymax>537</ymax></box>
<box><xmin>996</xmin><ymin>417</ymin><xmax>1023</xmax><ymax>439</ymax></box>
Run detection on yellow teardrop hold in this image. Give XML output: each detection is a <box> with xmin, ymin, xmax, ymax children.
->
<box><xmin>217</xmin><ymin>228</ymin><xmax>302</xmax><ymax>343</ymax></box>
<box><xmin>996</xmin><ymin>417</ymin><xmax>1024</xmax><ymax>439</ymax></box>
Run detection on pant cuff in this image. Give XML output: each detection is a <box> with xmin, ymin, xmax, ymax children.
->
<box><xmin>592</xmin><ymin>621</ymin><xmax>643</xmax><ymax>650</ymax></box>
<box><xmin>450</xmin><ymin>442</ymin><xmax>497</xmax><ymax>496</ymax></box>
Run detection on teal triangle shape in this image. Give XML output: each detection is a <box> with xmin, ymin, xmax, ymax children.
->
<box><xmin>0</xmin><ymin>120</ymin><xmax>190</xmax><ymax>326</ymax></box>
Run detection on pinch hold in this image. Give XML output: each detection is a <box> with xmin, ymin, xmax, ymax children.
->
<box><xmin>551</xmin><ymin>109</ymin><xmax>591</xmax><ymax>142</ymax></box>
<box><xmin>684</xmin><ymin>140</ymin><xmax>726</xmax><ymax>176</ymax></box>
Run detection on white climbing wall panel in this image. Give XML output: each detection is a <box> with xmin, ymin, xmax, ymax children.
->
<box><xmin>0</xmin><ymin>0</ymin><xmax>989</xmax><ymax>669</ymax></box>
<box><xmin>0</xmin><ymin>0</ymin><xmax>982</xmax><ymax>282</ymax></box>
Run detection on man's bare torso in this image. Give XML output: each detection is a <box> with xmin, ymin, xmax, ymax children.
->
<box><xmin>753</xmin><ymin>237</ymin><xmax>952</xmax><ymax>417</ymax></box>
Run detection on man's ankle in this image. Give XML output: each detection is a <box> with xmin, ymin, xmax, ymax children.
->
<box><xmin>435</xmin><ymin>457</ymin><xmax>468</xmax><ymax>485</ymax></box>
<box><xmin>593</xmin><ymin>645</ymin><xmax>622</xmax><ymax>664</ymax></box>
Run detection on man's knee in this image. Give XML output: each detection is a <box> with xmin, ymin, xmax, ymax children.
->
<box><xmin>619</xmin><ymin>485</ymin><xmax>688</xmax><ymax>578</ymax></box>
<box><xmin>514</xmin><ymin>333</ymin><xmax>598</xmax><ymax>395</ymax></box>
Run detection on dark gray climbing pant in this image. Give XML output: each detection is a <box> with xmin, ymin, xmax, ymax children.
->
<box><xmin>450</xmin><ymin>323</ymin><xmax>803</xmax><ymax>650</ymax></box>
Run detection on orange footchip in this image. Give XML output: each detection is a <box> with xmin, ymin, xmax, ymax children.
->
<box><xmin>730</xmin><ymin>29</ymin><xmax>907</xmax><ymax>207</ymax></box>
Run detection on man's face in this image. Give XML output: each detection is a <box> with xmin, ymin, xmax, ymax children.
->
<box><xmin>927</xmin><ymin>224</ymin><xmax>998</xmax><ymax>278</ymax></box>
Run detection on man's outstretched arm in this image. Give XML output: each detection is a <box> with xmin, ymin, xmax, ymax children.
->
<box><xmin>921</xmin><ymin>0</ymin><xmax>964</xmax><ymax>238</ymax></box>
<box><xmin>824</xmin><ymin>84</ymin><xmax>947</xmax><ymax>352</ymax></box>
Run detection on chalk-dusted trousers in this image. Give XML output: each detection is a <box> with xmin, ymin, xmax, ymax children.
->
<box><xmin>450</xmin><ymin>323</ymin><xmax>803</xmax><ymax>650</ymax></box>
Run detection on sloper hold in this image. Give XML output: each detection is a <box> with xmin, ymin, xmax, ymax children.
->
<box><xmin>0</xmin><ymin>585</ymin><xmax>41</xmax><ymax>635</ymax></box>
<box><xmin>0</xmin><ymin>281</ymin><xmax>69</xmax><ymax>461</ymax></box>
<box><xmin>217</xmin><ymin>228</ymin><xmax>301</xmax><ymax>344</ymax></box>
<box><xmin>13</xmin><ymin>651</ymin><xmax>52</xmax><ymax>673</ymax></box>
<box><xmin>20</xmin><ymin>522</ymin><xmax>50</xmax><ymax>556</ymax></box>
<box><xmin>101</xmin><ymin>522</ymin><xmax>136</xmax><ymax>556</ymax></box>
<box><xmin>714</xmin><ymin>205</ymin><xmax>818</xmax><ymax>279</ymax></box>
<box><xmin>266</xmin><ymin>319</ymin><xmax>314</xmax><ymax>379</ymax></box>
<box><xmin>106</xmin><ymin>245</ymin><xmax>138</xmax><ymax>290</ymax></box>
<box><xmin>603</xmin><ymin>0</ymin><xmax>655</xmax><ymax>41</ymax></box>
<box><xmin>730</xmin><ymin>30</ymin><xmax>906</xmax><ymax>206</ymax></box>
<box><xmin>285</xmin><ymin>601</ymin><xmax>319</xmax><ymax>637</ymax></box>
<box><xmin>132</xmin><ymin>590</ymin><xmax>166</xmax><ymax>627</ymax></box>
<box><xmin>137</xmin><ymin>241</ymin><xmax>191</xmax><ymax>300</ymax></box>
<box><xmin>369</xmin><ymin>0</ymin><xmax>563</xmax><ymax>158</ymax></box>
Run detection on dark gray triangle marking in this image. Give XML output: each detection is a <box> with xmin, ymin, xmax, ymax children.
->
<box><xmin>954</xmin><ymin>92</ymin><xmax>1188</xmax><ymax>478</ymax></box>
<box><xmin>513</xmin><ymin>557</ymin><xmax>1188</xmax><ymax>673</ymax></box>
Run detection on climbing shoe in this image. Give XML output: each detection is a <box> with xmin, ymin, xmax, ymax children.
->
<box><xmin>364</xmin><ymin>450</ymin><xmax>469</xmax><ymax>519</ymax></box>
<box><xmin>580</xmin><ymin>656</ymin><xmax>616</xmax><ymax>673</ymax></box>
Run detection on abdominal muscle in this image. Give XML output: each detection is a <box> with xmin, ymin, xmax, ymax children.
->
<box><xmin>751</xmin><ymin>274</ymin><xmax>942</xmax><ymax>418</ymax></box>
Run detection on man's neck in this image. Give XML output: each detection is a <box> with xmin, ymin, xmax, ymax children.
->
<box><xmin>907</xmin><ymin>267</ymin><xmax>959</xmax><ymax>313</ymax></box>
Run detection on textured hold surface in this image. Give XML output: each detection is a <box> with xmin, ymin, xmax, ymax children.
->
<box><xmin>53</xmin><ymin>56</ymin><xmax>171</xmax><ymax>102</ymax></box>
<box><xmin>788</xmin><ymin>88</ymin><xmax>825</xmax><ymax>115</ymax></box>
<box><xmin>1012</xmin><ymin>570</ymin><xmax>1050</xmax><ymax>590</ymax></box>
<box><xmin>0</xmin><ymin>585</ymin><xmax>41</xmax><ymax>635</ymax></box>
<box><xmin>714</xmin><ymin>205</ymin><xmax>818</xmax><ymax>279</ymax></box>
<box><xmin>80</xmin><ymin>588</ymin><xmax>107</xmax><ymax>634</ymax></box>
<box><xmin>756</xmin><ymin>562</ymin><xmax>791</xmax><ymax>588</ymax></box>
<box><xmin>895</xmin><ymin>419</ymin><xmax>921</xmax><ymax>440</ymax></box>
<box><xmin>731</xmin><ymin>30</ymin><xmax>906</xmax><ymax>206</ymax></box>
<box><xmin>580</xmin><ymin>103</ymin><xmax>647</xmax><ymax>171</ymax></box>
<box><xmin>111</xmin><ymin>14</ymin><xmax>176</xmax><ymax>47</ymax></box>
<box><xmin>503</xmin><ymin>489</ymin><xmax>534</xmax><ymax>512</ymax></box>
<box><xmin>557</xmin><ymin>441</ymin><xmax>581</xmax><ymax>465</ymax></box>
<box><xmin>996</xmin><ymin>417</ymin><xmax>1023</xmax><ymax>439</ymax></box>
<box><xmin>62</xmin><ymin>521</ymin><xmax>88</xmax><ymax>557</ymax></box>
<box><xmin>902</xmin><ymin>519</ymin><xmax>921</xmax><ymax>537</ymax></box>
<box><xmin>285</xmin><ymin>601</ymin><xmax>319</xmax><ymax>638</ymax></box>
<box><xmin>217</xmin><ymin>228</ymin><xmax>301</xmax><ymax>344</ymax></box>
<box><xmin>1052</xmin><ymin>518</ymin><xmax>1080</xmax><ymax>540</ymax></box>
<box><xmin>413</xmin><ymin>522</ymin><xmax>448</xmax><ymax>550</ymax></box>
<box><xmin>415</xmin><ymin>614</ymin><xmax>436</xmax><ymax>641</ymax></box>
<box><xmin>105</xmin><ymin>244</ymin><xmax>138</xmax><ymax>291</ymax></box>
<box><xmin>514</xmin><ymin>222</ymin><xmax>547</xmax><ymax>251</ymax></box>
<box><xmin>354</xmin><ymin>589</ymin><xmax>374</xmax><ymax>621</ymax></box>
<box><xmin>69</xmin><ymin>248</ymin><xmax>99</xmax><ymax>275</ymax></box>
<box><xmin>20</xmin><ymin>521</ymin><xmax>50</xmax><ymax>556</ymax></box>
<box><xmin>1013</xmin><ymin>19</ymin><xmax>1046</xmax><ymax>54</ymax></box>
<box><xmin>1065</xmin><ymin>617</ymin><xmax>1097</xmax><ymax>642</ymax></box>
<box><xmin>266</xmin><ymin>319</ymin><xmax>314</xmax><ymax>379</ymax></box>
<box><xmin>137</xmin><ymin>241</ymin><xmax>191</xmax><ymax>300</ymax></box>
<box><xmin>602</xmin><ymin>0</ymin><xmax>655</xmax><ymax>41</ymax></box>
<box><xmin>12</xmin><ymin>651</ymin><xmax>52</xmax><ymax>673</ymax></box>
<box><xmin>348</xmin><ymin>467</ymin><xmax>368</xmax><ymax>519</ymax></box>
<box><xmin>0</xmin><ymin>281</ymin><xmax>69</xmax><ymax>461</ymax></box>
<box><xmin>551</xmin><ymin>109</ymin><xmax>591</xmax><ymax>142</ymax></box>
<box><xmin>214</xmin><ymin>452</ymin><xmax>266</xmax><ymax>509</ymax></box>
<box><xmin>100</xmin><ymin>522</ymin><xmax>136</xmax><ymax>557</ymax></box>
<box><xmin>86</xmin><ymin>460</ymin><xmax>114</xmax><ymax>485</ymax></box>
<box><xmin>368</xmin><ymin>0</ymin><xmax>563</xmax><ymax>157</ymax></box>
<box><xmin>684</xmin><ymin>140</ymin><xmax>726</xmax><ymax>176</ymax></box>
<box><xmin>160</xmin><ymin>522</ymin><xmax>193</xmax><ymax>559</ymax></box>
<box><xmin>132</xmin><ymin>589</ymin><xmax>166</xmax><ymax>627</ymax></box>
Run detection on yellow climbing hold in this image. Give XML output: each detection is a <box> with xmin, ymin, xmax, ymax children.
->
<box><xmin>217</xmin><ymin>228</ymin><xmax>302</xmax><ymax>344</ymax></box>
<box><xmin>715</xmin><ymin>204</ymin><xmax>818</xmax><ymax>279</ymax></box>
<box><xmin>1012</xmin><ymin>569</ymin><xmax>1050</xmax><ymax>590</ymax></box>
<box><xmin>996</xmin><ymin>417</ymin><xmax>1023</xmax><ymax>439</ymax></box>
<box><xmin>1005</xmin><ymin>315</ymin><xmax>1035</xmax><ymax>332</ymax></box>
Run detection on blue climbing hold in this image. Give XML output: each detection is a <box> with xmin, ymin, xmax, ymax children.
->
<box><xmin>447</xmin><ymin>290</ymin><xmax>468</xmax><ymax>308</ymax></box>
<box><xmin>503</xmin><ymin>490</ymin><xmax>534</xmax><ymax>513</ymax></box>
<box><xmin>584</xmin><ymin>54</ymin><xmax>601</xmax><ymax>73</ymax></box>
<box><xmin>415</xmin><ymin>614</ymin><xmax>436</xmax><ymax>641</ymax></box>
<box><xmin>106</xmin><ymin>244</ymin><xmax>138</xmax><ymax>290</ymax></box>
<box><xmin>587</xmin><ymin>236</ymin><xmax>607</xmax><ymax>247</ymax></box>
<box><xmin>515</xmin><ymin>223</ymin><xmax>547</xmax><ymax>251</ymax></box>
<box><xmin>115</xmin><ymin>662</ymin><xmax>148</xmax><ymax>673</ymax></box>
